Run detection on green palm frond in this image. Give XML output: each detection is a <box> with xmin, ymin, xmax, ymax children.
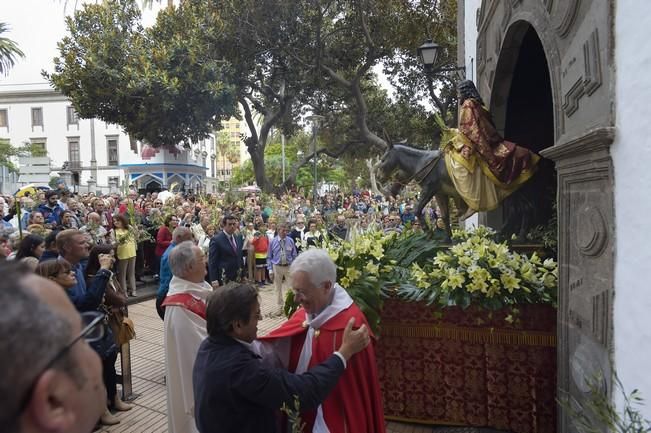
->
<box><xmin>434</xmin><ymin>112</ymin><xmax>456</xmax><ymax>150</ymax></box>
<box><xmin>0</xmin><ymin>22</ymin><xmax>25</xmax><ymax>76</ymax></box>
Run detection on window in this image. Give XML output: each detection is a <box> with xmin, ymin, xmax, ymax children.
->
<box><xmin>0</xmin><ymin>109</ymin><xmax>7</xmax><ymax>127</ymax></box>
<box><xmin>31</xmin><ymin>107</ymin><xmax>43</xmax><ymax>128</ymax></box>
<box><xmin>66</xmin><ymin>106</ymin><xmax>78</xmax><ymax>126</ymax></box>
<box><xmin>107</xmin><ymin>136</ymin><xmax>119</xmax><ymax>166</ymax></box>
<box><xmin>30</xmin><ymin>138</ymin><xmax>47</xmax><ymax>153</ymax></box>
<box><xmin>68</xmin><ymin>137</ymin><xmax>81</xmax><ymax>170</ymax></box>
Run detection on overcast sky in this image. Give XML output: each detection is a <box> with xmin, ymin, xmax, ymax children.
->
<box><xmin>1</xmin><ymin>0</ymin><xmax>398</xmax><ymax>104</ymax></box>
<box><xmin>0</xmin><ymin>0</ymin><xmax>161</xmax><ymax>90</ymax></box>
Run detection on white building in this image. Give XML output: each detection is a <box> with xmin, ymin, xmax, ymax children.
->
<box><xmin>0</xmin><ymin>84</ymin><xmax>248</xmax><ymax>195</ymax></box>
<box><xmin>0</xmin><ymin>85</ymin><xmax>181</xmax><ymax>193</ymax></box>
<box><xmin>0</xmin><ymin>0</ymin><xmax>250</xmax><ymax>195</ymax></box>
<box><xmin>459</xmin><ymin>0</ymin><xmax>651</xmax><ymax>423</ymax></box>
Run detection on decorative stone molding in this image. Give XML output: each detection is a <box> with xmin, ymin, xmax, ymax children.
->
<box><xmin>575</xmin><ymin>205</ymin><xmax>608</xmax><ymax>257</ymax></box>
<box><xmin>561</xmin><ymin>29</ymin><xmax>603</xmax><ymax>117</ymax></box>
<box><xmin>554</xmin><ymin>0</ymin><xmax>581</xmax><ymax>38</ymax></box>
<box><xmin>541</xmin><ymin>127</ymin><xmax>615</xmax><ymax>162</ymax></box>
<box><xmin>542</xmin><ymin>0</ymin><xmax>553</xmax><ymax>14</ymax></box>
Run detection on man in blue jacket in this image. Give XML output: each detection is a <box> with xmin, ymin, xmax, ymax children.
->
<box><xmin>38</xmin><ymin>190</ymin><xmax>63</xmax><ymax>227</ymax></box>
<box><xmin>193</xmin><ymin>283</ymin><xmax>370</xmax><ymax>433</ymax></box>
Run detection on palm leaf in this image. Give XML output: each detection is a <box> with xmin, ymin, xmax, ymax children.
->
<box><xmin>0</xmin><ymin>22</ymin><xmax>25</xmax><ymax>76</ymax></box>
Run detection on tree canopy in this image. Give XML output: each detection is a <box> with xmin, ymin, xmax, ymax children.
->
<box><xmin>48</xmin><ymin>0</ymin><xmax>458</xmax><ymax>192</ymax></box>
<box><xmin>45</xmin><ymin>0</ymin><xmax>237</xmax><ymax>148</ymax></box>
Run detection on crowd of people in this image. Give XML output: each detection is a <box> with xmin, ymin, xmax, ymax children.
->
<box><xmin>0</xmin><ymin>185</ymin><xmax>445</xmax><ymax>433</ymax></box>
<box><xmin>0</xmin><ymin>185</ymin><xmax>447</xmax><ymax>279</ymax></box>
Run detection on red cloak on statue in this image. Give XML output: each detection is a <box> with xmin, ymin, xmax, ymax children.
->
<box><xmin>259</xmin><ymin>304</ymin><xmax>386</xmax><ymax>433</ymax></box>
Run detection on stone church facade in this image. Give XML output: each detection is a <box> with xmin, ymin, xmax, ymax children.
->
<box><xmin>459</xmin><ymin>0</ymin><xmax>651</xmax><ymax>427</ymax></box>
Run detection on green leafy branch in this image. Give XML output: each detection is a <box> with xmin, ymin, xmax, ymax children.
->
<box><xmin>280</xmin><ymin>395</ymin><xmax>305</xmax><ymax>433</ymax></box>
<box><xmin>559</xmin><ymin>375</ymin><xmax>651</xmax><ymax>433</ymax></box>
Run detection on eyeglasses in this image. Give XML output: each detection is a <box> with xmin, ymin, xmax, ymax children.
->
<box><xmin>11</xmin><ymin>311</ymin><xmax>106</xmax><ymax>420</ymax></box>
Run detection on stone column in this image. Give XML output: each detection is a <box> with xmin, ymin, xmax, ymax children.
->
<box><xmin>87</xmin><ymin>179</ymin><xmax>97</xmax><ymax>195</ymax></box>
<box><xmin>108</xmin><ymin>177</ymin><xmax>118</xmax><ymax>194</ymax></box>
<box><xmin>541</xmin><ymin>127</ymin><xmax>615</xmax><ymax>432</ymax></box>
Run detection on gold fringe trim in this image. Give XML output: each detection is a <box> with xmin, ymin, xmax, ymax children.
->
<box><xmin>381</xmin><ymin>322</ymin><xmax>556</xmax><ymax>347</ymax></box>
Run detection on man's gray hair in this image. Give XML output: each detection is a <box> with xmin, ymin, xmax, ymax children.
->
<box><xmin>172</xmin><ymin>226</ymin><xmax>193</xmax><ymax>244</ymax></box>
<box><xmin>290</xmin><ymin>248</ymin><xmax>337</xmax><ymax>288</ymax></box>
<box><xmin>169</xmin><ymin>240</ymin><xmax>197</xmax><ymax>277</ymax></box>
<box><xmin>0</xmin><ymin>264</ymin><xmax>78</xmax><ymax>431</ymax></box>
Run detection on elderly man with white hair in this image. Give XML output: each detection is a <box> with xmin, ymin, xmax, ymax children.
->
<box><xmin>260</xmin><ymin>249</ymin><xmax>386</xmax><ymax>433</ymax></box>
<box><xmin>161</xmin><ymin>240</ymin><xmax>212</xmax><ymax>433</ymax></box>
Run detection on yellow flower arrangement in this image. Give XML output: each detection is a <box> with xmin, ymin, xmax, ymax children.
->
<box><xmin>289</xmin><ymin>225</ymin><xmax>557</xmax><ymax>329</ymax></box>
<box><xmin>399</xmin><ymin>226</ymin><xmax>558</xmax><ymax>309</ymax></box>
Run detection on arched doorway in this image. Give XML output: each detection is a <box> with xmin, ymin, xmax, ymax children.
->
<box><xmin>486</xmin><ymin>22</ymin><xmax>556</xmax><ymax>240</ymax></box>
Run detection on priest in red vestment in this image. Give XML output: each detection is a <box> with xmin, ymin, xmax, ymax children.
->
<box><xmin>260</xmin><ymin>249</ymin><xmax>386</xmax><ymax>433</ymax></box>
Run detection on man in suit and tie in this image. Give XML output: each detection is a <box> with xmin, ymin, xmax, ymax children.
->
<box><xmin>209</xmin><ymin>215</ymin><xmax>245</xmax><ymax>288</ymax></box>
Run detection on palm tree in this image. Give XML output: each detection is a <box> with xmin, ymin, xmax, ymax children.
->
<box><xmin>215</xmin><ymin>131</ymin><xmax>230</xmax><ymax>183</ymax></box>
<box><xmin>0</xmin><ymin>22</ymin><xmax>24</xmax><ymax>76</ymax></box>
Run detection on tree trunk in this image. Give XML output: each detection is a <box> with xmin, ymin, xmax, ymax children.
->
<box><xmin>366</xmin><ymin>158</ymin><xmax>382</xmax><ymax>196</ymax></box>
<box><xmin>248</xmin><ymin>143</ymin><xmax>273</xmax><ymax>193</ymax></box>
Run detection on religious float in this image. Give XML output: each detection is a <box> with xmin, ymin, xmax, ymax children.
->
<box><xmin>286</xmin><ymin>224</ymin><xmax>558</xmax><ymax>433</ymax></box>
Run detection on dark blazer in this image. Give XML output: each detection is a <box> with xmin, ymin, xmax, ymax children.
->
<box><xmin>208</xmin><ymin>231</ymin><xmax>244</xmax><ymax>284</ymax></box>
<box><xmin>288</xmin><ymin>228</ymin><xmax>306</xmax><ymax>251</ymax></box>
<box><xmin>193</xmin><ymin>335</ymin><xmax>345</xmax><ymax>433</ymax></box>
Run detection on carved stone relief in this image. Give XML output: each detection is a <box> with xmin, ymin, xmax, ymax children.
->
<box><xmin>574</xmin><ymin>204</ymin><xmax>608</xmax><ymax>257</ymax></box>
<box><xmin>474</xmin><ymin>1</ymin><xmax>615</xmax><ymax>432</ymax></box>
<box><xmin>542</xmin><ymin>127</ymin><xmax>614</xmax><ymax>433</ymax></box>
<box><xmin>553</xmin><ymin>0</ymin><xmax>581</xmax><ymax>38</ymax></box>
<box><xmin>562</xmin><ymin>29</ymin><xmax>602</xmax><ymax>117</ymax></box>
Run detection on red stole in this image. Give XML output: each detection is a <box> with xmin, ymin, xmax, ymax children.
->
<box><xmin>161</xmin><ymin>293</ymin><xmax>207</xmax><ymax>320</ymax></box>
<box><xmin>260</xmin><ymin>305</ymin><xmax>386</xmax><ymax>433</ymax></box>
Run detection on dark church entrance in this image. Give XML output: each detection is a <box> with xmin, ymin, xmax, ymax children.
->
<box><xmin>486</xmin><ymin>22</ymin><xmax>556</xmax><ymax>244</ymax></box>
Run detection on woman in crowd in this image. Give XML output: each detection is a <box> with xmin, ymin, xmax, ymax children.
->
<box><xmin>143</xmin><ymin>206</ymin><xmax>161</xmax><ymax>278</ymax></box>
<box><xmin>251</xmin><ymin>225</ymin><xmax>269</xmax><ymax>285</ymax></box>
<box><xmin>84</xmin><ymin>245</ymin><xmax>134</xmax><ymax>423</ymax></box>
<box><xmin>112</xmin><ymin>214</ymin><xmax>138</xmax><ymax>297</ymax></box>
<box><xmin>36</xmin><ymin>257</ymin><xmax>127</xmax><ymax>425</ymax></box>
<box><xmin>36</xmin><ymin>258</ymin><xmax>76</xmax><ymax>289</ymax></box>
<box><xmin>242</xmin><ymin>221</ymin><xmax>256</xmax><ymax>281</ymax></box>
<box><xmin>304</xmin><ymin>219</ymin><xmax>324</xmax><ymax>247</ymax></box>
<box><xmin>15</xmin><ymin>233</ymin><xmax>45</xmax><ymax>270</ymax></box>
<box><xmin>155</xmin><ymin>214</ymin><xmax>178</xmax><ymax>269</ymax></box>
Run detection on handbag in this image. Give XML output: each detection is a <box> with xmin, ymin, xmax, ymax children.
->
<box><xmin>108</xmin><ymin>309</ymin><xmax>136</xmax><ymax>346</ymax></box>
<box><xmin>104</xmin><ymin>276</ymin><xmax>128</xmax><ymax>308</ymax></box>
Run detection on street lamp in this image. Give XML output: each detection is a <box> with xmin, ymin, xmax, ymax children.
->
<box><xmin>306</xmin><ymin>115</ymin><xmax>325</xmax><ymax>203</ymax></box>
<box><xmin>417</xmin><ymin>39</ymin><xmax>466</xmax><ymax>75</ymax></box>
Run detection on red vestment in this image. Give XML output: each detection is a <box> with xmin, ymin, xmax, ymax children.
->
<box><xmin>162</xmin><ymin>293</ymin><xmax>207</xmax><ymax>319</ymax></box>
<box><xmin>260</xmin><ymin>304</ymin><xmax>386</xmax><ymax>433</ymax></box>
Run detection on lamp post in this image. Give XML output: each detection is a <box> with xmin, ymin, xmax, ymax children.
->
<box><xmin>306</xmin><ymin>115</ymin><xmax>325</xmax><ymax>203</ymax></box>
<box><xmin>296</xmin><ymin>149</ymin><xmax>304</xmax><ymax>194</ymax></box>
<box><xmin>281</xmin><ymin>134</ymin><xmax>286</xmax><ymax>183</ymax></box>
<box><xmin>417</xmin><ymin>39</ymin><xmax>466</xmax><ymax>76</ymax></box>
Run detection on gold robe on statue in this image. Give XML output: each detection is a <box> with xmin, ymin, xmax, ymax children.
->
<box><xmin>444</xmin><ymin>98</ymin><xmax>540</xmax><ymax>212</ymax></box>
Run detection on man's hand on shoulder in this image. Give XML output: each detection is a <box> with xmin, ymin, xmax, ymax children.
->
<box><xmin>337</xmin><ymin>317</ymin><xmax>370</xmax><ymax>361</ymax></box>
